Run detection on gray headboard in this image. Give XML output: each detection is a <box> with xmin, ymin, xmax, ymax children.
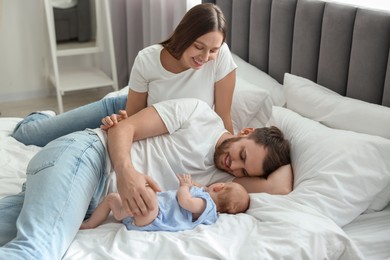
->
<box><xmin>203</xmin><ymin>0</ymin><xmax>390</xmax><ymax>107</ymax></box>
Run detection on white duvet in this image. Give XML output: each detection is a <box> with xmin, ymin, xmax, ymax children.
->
<box><xmin>0</xmin><ymin>118</ymin><xmax>363</xmax><ymax>259</ymax></box>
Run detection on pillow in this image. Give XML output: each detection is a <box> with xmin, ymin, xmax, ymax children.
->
<box><xmin>231</xmin><ymin>77</ymin><xmax>271</xmax><ymax>133</ymax></box>
<box><xmin>231</xmin><ymin>53</ymin><xmax>285</xmax><ymax>132</ymax></box>
<box><xmin>232</xmin><ymin>53</ymin><xmax>285</xmax><ymax>108</ymax></box>
<box><xmin>283</xmin><ymin>73</ymin><xmax>390</xmax><ymax>212</ymax></box>
<box><xmin>103</xmin><ymin>86</ymin><xmax>129</xmax><ymax>99</ymax></box>
<box><xmin>268</xmin><ymin>106</ymin><xmax>390</xmax><ymax>227</ymax></box>
<box><xmin>283</xmin><ymin>73</ymin><xmax>390</xmax><ymax>139</ymax></box>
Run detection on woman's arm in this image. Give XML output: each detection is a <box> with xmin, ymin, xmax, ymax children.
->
<box><xmin>125</xmin><ymin>89</ymin><xmax>148</xmax><ymax>117</ymax></box>
<box><xmin>214</xmin><ymin>69</ymin><xmax>236</xmax><ymax>134</ymax></box>
<box><xmin>233</xmin><ymin>164</ymin><xmax>293</xmax><ymax>194</ymax></box>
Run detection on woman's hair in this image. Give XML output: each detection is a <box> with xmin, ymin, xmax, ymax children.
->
<box><xmin>160</xmin><ymin>3</ymin><xmax>227</xmax><ymax>59</ymax></box>
<box><xmin>248</xmin><ymin>126</ymin><xmax>291</xmax><ymax>179</ymax></box>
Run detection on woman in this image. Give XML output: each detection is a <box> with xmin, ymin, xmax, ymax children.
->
<box><xmin>12</xmin><ymin>3</ymin><xmax>237</xmax><ymax>147</ymax></box>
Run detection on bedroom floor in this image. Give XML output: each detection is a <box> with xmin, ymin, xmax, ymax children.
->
<box><xmin>0</xmin><ymin>87</ymin><xmax>113</xmax><ymax>118</ymax></box>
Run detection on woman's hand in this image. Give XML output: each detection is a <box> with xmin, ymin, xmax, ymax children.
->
<box><xmin>116</xmin><ymin>168</ymin><xmax>161</xmax><ymax>216</ymax></box>
<box><xmin>100</xmin><ymin>110</ymin><xmax>128</xmax><ymax>131</ymax></box>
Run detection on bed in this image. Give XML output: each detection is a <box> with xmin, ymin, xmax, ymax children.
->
<box><xmin>1</xmin><ymin>0</ymin><xmax>390</xmax><ymax>259</ymax></box>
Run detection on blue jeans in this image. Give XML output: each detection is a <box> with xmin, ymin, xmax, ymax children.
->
<box><xmin>12</xmin><ymin>95</ymin><xmax>128</xmax><ymax>147</ymax></box>
<box><xmin>0</xmin><ymin>131</ymin><xmax>107</xmax><ymax>260</ymax></box>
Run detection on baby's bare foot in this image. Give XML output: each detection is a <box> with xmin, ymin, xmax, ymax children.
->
<box><xmin>80</xmin><ymin>221</ymin><xmax>92</xmax><ymax>230</ymax></box>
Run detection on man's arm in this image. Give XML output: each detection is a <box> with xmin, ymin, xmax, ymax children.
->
<box><xmin>233</xmin><ymin>164</ymin><xmax>293</xmax><ymax>194</ymax></box>
<box><xmin>107</xmin><ymin>106</ymin><xmax>168</xmax><ymax>216</ymax></box>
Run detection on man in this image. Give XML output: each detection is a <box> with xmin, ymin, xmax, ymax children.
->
<box><xmin>105</xmin><ymin>98</ymin><xmax>291</xmax><ymax>216</ymax></box>
<box><xmin>0</xmin><ymin>98</ymin><xmax>291</xmax><ymax>260</ymax></box>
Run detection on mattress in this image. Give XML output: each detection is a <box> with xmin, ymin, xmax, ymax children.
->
<box><xmin>0</xmin><ymin>114</ymin><xmax>388</xmax><ymax>259</ymax></box>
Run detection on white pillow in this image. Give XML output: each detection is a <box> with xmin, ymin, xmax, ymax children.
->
<box><xmin>283</xmin><ymin>73</ymin><xmax>390</xmax><ymax>139</ymax></box>
<box><xmin>268</xmin><ymin>106</ymin><xmax>390</xmax><ymax>227</ymax></box>
<box><xmin>233</xmin><ymin>53</ymin><xmax>285</xmax><ymax>107</ymax></box>
<box><xmin>231</xmin><ymin>53</ymin><xmax>285</xmax><ymax>132</ymax></box>
<box><xmin>283</xmin><ymin>73</ymin><xmax>390</xmax><ymax>212</ymax></box>
<box><xmin>231</xmin><ymin>77</ymin><xmax>272</xmax><ymax>133</ymax></box>
<box><xmin>103</xmin><ymin>86</ymin><xmax>129</xmax><ymax>99</ymax></box>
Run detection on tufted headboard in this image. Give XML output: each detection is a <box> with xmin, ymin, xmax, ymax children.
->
<box><xmin>203</xmin><ymin>0</ymin><xmax>390</xmax><ymax>107</ymax></box>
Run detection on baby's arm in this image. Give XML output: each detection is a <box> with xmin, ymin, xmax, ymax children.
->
<box><xmin>176</xmin><ymin>175</ymin><xmax>206</xmax><ymax>215</ymax></box>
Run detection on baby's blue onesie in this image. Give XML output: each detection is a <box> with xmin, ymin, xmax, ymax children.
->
<box><xmin>122</xmin><ymin>186</ymin><xmax>218</xmax><ymax>231</ymax></box>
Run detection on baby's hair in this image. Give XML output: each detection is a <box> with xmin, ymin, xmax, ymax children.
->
<box><xmin>217</xmin><ymin>182</ymin><xmax>249</xmax><ymax>214</ymax></box>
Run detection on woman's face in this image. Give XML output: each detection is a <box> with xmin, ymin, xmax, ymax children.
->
<box><xmin>180</xmin><ymin>31</ymin><xmax>224</xmax><ymax>70</ymax></box>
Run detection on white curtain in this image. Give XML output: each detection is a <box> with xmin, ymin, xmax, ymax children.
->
<box><xmin>109</xmin><ymin>0</ymin><xmax>200</xmax><ymax>88</ymax></box>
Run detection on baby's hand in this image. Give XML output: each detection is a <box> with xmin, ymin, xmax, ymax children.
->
<box><xmin>177</xmin><ymin>174</ymin><xmax>192</xmax><ymax>187</ymax></box>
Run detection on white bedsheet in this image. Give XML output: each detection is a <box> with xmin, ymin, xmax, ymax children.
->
<box><xmin>0</xmin><ymin>117</ymin><xmax>380</xmax><ymax>259</ymax></box>
<box><xmin>64</xmin><ymin>194</ymin><xmax>362</xmax><ymax>259</ymax></box>
<box><xmin>343</xmin><ymin>204</ymin><xmax>390</xmax><ymax>259</ymax></box>
<box><xmin>0</xmin><ymin>118</ymin><xmax>40</xmax><ymax>200</ymax></box>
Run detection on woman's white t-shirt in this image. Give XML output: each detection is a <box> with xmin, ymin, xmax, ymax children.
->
<box><xmin>128</xmin><ymin>43</ymin><xmax>237</xmax><ymax>107</ymax></box>
<box><xmin>95</xmin><ymin>98</ymin><xmax>235</xmax><ymax>194</ymax></box>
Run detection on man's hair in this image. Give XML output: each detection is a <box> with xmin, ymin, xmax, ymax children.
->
<box><xmin>217</xmin><ymin>182</ymin><xmax>250</xmax><ymax>214</ymax></box>
<box><xmin>248</xmin><ymin>126</ymin><xmax>291</xmax><ymax>178</ymax></box>
<box><xmin>160</xmin><ymin>3</ymin><xmax>227</xmax><ymax>59</ymax></box>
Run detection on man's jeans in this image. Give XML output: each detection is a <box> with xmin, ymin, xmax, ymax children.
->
<box><xmin>12</xmin><ymin>95</ymin><xmax>127</xmax><ymax>147</ymax></box>
<box><xmin>0</xmin><ymin>130</ymin><xmax>107</xmax><ymax>260</ymax></box>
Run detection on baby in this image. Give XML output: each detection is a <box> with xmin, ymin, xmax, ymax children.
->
<box><xmin>80</xmin><ymin>174</ymin><xmax>250</xmax><ymax>231</ymax></box>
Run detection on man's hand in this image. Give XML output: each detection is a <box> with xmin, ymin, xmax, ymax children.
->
<box><xmin>101</xmin><ymin>110</ymin><xmax>128</xmax><ymax>131</ymax></box>
<box><xmin>116</xmin><ymin>168</ymin><xmax>161</xmax><ymax>216</ymax></box>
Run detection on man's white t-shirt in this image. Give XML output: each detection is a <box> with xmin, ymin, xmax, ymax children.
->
<box><xmin>128</xmin><ymin>43</ymin><xmax>237</xmax><ymax>108</ymax></box>
<box><xmin>93</xmin><ymin>98</ymin><xmax>235</xmax><ymax>194</ymax></box>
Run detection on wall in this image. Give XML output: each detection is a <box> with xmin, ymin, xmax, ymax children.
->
<box><xmin>0</xmin><ymin>0</ymin><xmax>200</xmax><ymax>103</ymax></box>
<box><xmin>3</xmin><ymin>0</ymin><xmax>386</xmax><ymax>103</ymax></box>
<box><xmin>0</xmin><ymin>1</ymin><xmax>51</xmax><ymax>102</ymax></box>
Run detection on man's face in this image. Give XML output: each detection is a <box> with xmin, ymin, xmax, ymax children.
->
<box><xmin>214</xmin><ymin>137</ymin><xmax>267</xmax><ymax>177</ymax></box>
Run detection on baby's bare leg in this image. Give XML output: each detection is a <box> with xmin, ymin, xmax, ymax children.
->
<box><xmin>109</xmin><ymin>193</ymin><xmax>130</xmax><ymax>220</ymax></box>
<box><xmin>80</xmin><ymin>193</ymin><xmax>125</xmax><ymax>229</ymax></box>
<box><xmin>133</xmin><ymin>187</ymin><xmax>159</xmax><ymax>227</ymax></box>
